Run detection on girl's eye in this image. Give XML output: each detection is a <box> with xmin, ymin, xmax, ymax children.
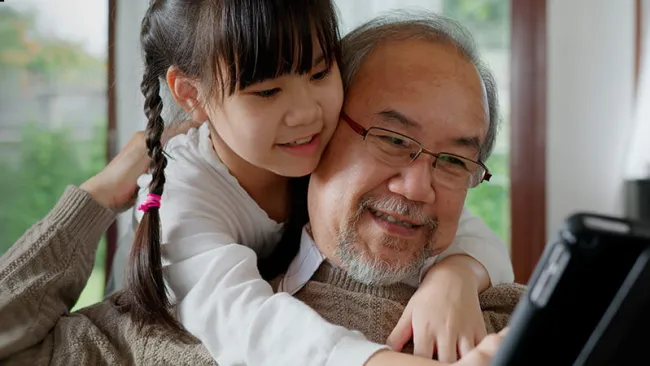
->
<box><xmin>311</xmin><ymin>67</ymin><xmax>331</xmax><ymax>81</ymax></box>
<box><xmin>254</xmin><ymin>88</ymin><xmax>281</xmax><ymax>98</ymax></box>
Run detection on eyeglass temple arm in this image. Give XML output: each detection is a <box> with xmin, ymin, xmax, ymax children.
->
<box><xmin>341</xmin><ymin>113</ymin><xmax>368</xmax><ymax>136</ymax></box>
<box><xmin>483</xmin><ymin>171</ymin><xmax>492</xmax><ymax>182</ymax></box>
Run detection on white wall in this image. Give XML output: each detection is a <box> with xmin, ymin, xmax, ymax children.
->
<box><xmin>626</xmin><ymin>0</ymin><xmax>650</xmax><ymax>179</ymax></box>
<box><xmin>546</xmin><ymin>0</ymin><xmax>636</xmax><ymax>238</ymax></box>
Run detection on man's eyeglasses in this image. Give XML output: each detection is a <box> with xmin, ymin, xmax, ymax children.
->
<box><xmin>341</xmin><ymin>112</ymin><xmax>492</xmax><ymax>190</ymax></box>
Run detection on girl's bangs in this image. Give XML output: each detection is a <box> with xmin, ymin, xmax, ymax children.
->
<box><xmin>217</xmin><ymin>0</ymin><xmax>341</xmax><ymax>94</ymax></box>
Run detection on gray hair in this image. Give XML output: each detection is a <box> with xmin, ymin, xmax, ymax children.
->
<box><xmin>340</xmin><ymin>10</ymin><xmax>500</xmax><ymax>161</ymax></box>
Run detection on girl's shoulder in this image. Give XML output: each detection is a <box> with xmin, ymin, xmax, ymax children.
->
<box><xmin>154</xmin><ymin>123</ymin><xmax>274</xmax><ymax>226</ymax></box>
<box><xmin>163</xmin><ymin>122</ymin><xmax>229</xmax><ymax>181</ymax></box>
<box><xmin>164</xmin><ymin>122</ymin><xmax>207</xmax><ymax>158</ymax></box>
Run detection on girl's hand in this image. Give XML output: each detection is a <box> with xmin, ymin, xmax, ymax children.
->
<box><xmin>386</xmin><ymin>256</ymin><xmax>488</xmax><ymax>362</ymax></box>
<box><xmin>365</xmin><ymin>328</ymin><xmax>506</xmax><ymax>366</ymax></box>
<box><xmin>454</xmin><ymin>328</ymin><xmax>508</xmax><ymax>366</ymax></box>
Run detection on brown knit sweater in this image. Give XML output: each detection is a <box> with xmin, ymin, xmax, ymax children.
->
<box><xmin>0</xmin><ymin>186</ymin><xmax>525</xmax><ymax>365</ymax></box>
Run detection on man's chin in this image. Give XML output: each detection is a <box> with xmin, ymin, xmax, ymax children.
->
<box><xmin>338</xmin><ymin>244</ymin><xmax>426</xmax><ymax>285</ymax></box>
<box><xmin>367</xmin><ymin>245</ymin><xmax>425</xmax><ymax>269</ymax></box>
<box><xmin>364</xmin><ymin>231</ymin><xmax>425</xmax><ymax>257</ymax></box>
<box><xmin>342</xmin><ymin>254</ymin><xmax>421</xmax><ymax>286</ymax></box>
<box><xmin>335</xmin><ymin>216</ymin><xmax>434</xmax><ymax>286</ymax></box>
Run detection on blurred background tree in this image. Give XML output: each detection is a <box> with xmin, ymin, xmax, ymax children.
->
<box><xmin>444</xmin><ymin>0</ymin><xmax>510</xmax><ymax>48</ymax></box>
<box><xmin>444</xmin><ymin>0</ymin><xmax>511</xmax><ymax>242</ymax></box>
<box><xmin>0</xmin><ymin>6</ymin><xmax>107</xmax><ymax>308</ymax></box>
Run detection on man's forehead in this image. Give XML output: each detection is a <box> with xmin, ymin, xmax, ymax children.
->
<box><xmin>359</xmin><ymin>38</ymin><xmax>478</xmax><ymax>88</ymax></box>
<box><xmin>344</xmin><ymin>38</ymin><xmax>489</xmax><ymax>149</ymax></box>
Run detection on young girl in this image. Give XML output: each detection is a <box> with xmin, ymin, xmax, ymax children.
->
<box><xmin>123</xmin><ymin>0</ymin><xmax>513</xmax><ymax>365</ymax></box>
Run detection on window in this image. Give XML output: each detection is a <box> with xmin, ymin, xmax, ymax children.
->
<box><xmin>0</xmin><ymin>1</ymin><xmax>109</xmax><ymax>309</ymax></box>
<box><xmin>334</xmin><ymin>0</ymin><xmax>512</xmax><ymax>243</ymax></box>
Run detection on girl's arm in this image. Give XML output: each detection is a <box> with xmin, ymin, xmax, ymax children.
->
<box><xmin>159</xmin><ymin>199</ymin><xmax>388</xmax><ymax>366</ymax></box>
<box><xmin>386</xmin><ymin>206</ymin><xmax>513</xmax><ymax>360</ymax></box>
<box><xmin>435</xmin><ymin>205</ymin><xmax>514</xmax><ymax>286</ymax></box>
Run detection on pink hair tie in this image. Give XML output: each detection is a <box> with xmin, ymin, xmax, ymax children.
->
<box><xmin>138</xmin><ymin>193</ymin><xmax>162</xmax><ymax>212</ymax></box>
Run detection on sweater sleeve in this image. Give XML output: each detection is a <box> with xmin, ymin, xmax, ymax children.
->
<box><xmin>435</xmin><ymin>206</ymin><xmax>514</xmax><ymax>286</ymax></box>
<box><xmin>0</xmin><ymin>186</ymin><xmax>115</xmax><ymax>359</ymax></box>
<box><xmin>159</xmin><ymin>191</ymin><xmax>387</xmax><ymax>366</ymax></box>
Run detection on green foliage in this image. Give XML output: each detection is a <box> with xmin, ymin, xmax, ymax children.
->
<box><xmin>443</xmin><ymin>0</ymin><xmax>511</xmax><ymax>242</ymax></box>
<box><xmin>0</xmin><ymin>7</ymin><xmax>34</xmax><ymax>54</ymax></box>
<box><xmin>0</xmin><ymin>123</ymin><xmax>107</xmax><ymax>257</ymax></box>
<box><xmin>0</xmin><ymin>7</ymin><xmax>104</xmax><ymax>82</ymax></box>
<box><xmin>444</xmin><ymin>0</ymin><xmax>510</xmax><ymax>49</ymax></box>
<box><xmin>465</xmin><ymin>152</ymin><xmax>510</xmax><ymax>242</ymax></box>
<box><xmin>0</xmin><ymin>5</ymin><xmax>108</xmax><ymax>305</ymax></box>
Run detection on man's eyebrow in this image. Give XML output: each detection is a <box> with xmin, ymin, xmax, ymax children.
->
<box><xmin>378</xmin><ymin>109</ymin><xmax>482</xmax><ymax>151</ymax></box>
<box><xmin>376</xmin><ymin>109</ymin><xmax>421</xmax><ymax>129</ymax></box>
<box><xmin>453</xmin><ymin>136</ymin><xmax>482</xmax><ymax>151</ymax></box>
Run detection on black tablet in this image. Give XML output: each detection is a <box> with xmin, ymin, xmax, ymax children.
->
<box><xmin>490</xmin><ymin>213</ymin><xmax>650</xmax><ymax>366</ymax></box>
<box><xmin>573</xmin><ymin>245</ymin><xmax>650</xmax><ymax>365</ymax></box>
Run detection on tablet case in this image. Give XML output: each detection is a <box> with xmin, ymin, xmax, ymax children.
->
<box><xmin>490</xmin><ymin>214</ymin><xmax>650</xmax><ymax>365</ymax></box>
<box><xmin>573</xmin><ymin>246</ymin><xmax>650</xmax><ymax>365</ymax></box>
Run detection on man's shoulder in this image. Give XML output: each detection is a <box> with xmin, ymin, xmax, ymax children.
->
<box><xmin>70</xmin><ymin>295</ymin><xmax>215</xmax><ymax>365</ymax></box>
<box><xmin>480</xmin><ymin>283</ymin><xmax>527</xmax><ymax>334</ymax></box>
<box><xmin>480</xmin><ymin>282</ymin><xmax>527</xmax><ymax>307</ymax></box>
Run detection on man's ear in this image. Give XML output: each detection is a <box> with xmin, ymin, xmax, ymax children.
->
<box><xmin>166</xmin><ymin>66</ymin><xmax>209</xmax><ymax>122</ymax></box>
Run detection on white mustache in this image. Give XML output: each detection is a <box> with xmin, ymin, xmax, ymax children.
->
<box><xmin>359</xmin><ymin>195</ymin><xmax>435</xmax><ymax>227</ymax></box>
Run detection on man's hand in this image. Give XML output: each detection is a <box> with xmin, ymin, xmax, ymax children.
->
<box><xmin>80</xmin><ymin>131</ymin><xmax>149</xmax><ymax>212</ymax></box>
<box><xmin>80</xmin><ymin>120</ymin><xmax>202</xmax><ymax>212</ymax></box>
<box><xmin>386</xmin><ymin>256</ymin><xmax>488</xmax><ymax>362</ymax></box>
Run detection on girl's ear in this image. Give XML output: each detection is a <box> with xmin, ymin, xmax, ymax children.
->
<box><xmin>166</xmin><ymin>66</ymin><xmax>209</xmax><ymax>122</ymax></box>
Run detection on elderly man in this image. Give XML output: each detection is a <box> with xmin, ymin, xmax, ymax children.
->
<box><xmin>0</xmin><ymin>12</ymin><xmax>523</xmax><ymax>366</ymax></box>
<box><xmin>275</xmin><ymin>10</ymin><xmax>522</xmax><ymax>359</ymax></box>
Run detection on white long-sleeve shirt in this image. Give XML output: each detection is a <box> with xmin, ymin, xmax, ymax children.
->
<box><xmin>135</xmin><ymin>122</ymin><xmax>514</xmax><ymax>366</ymax></box>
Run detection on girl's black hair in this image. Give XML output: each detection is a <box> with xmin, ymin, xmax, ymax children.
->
<box><xmin>121</xmin><ymin>0</ymin><xmax>340</xmax><ymax>333</ymax></box>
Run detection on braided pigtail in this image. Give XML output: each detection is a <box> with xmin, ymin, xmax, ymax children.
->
<box><xmin>121</xmin><ymin>1</ymin><xmax>183</xmax><ymax>333</ymax></box>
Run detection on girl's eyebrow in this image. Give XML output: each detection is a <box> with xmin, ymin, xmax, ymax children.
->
<box><xmin>313</xmin><ymin>54</ymin><xmax>325</xmax><ymax>67</ymax></box>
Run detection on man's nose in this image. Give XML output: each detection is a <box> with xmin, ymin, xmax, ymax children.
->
<box><xmin>386</xmin><ymin>158</ymin><xmax>436</xmax><ymax>204</ymax></box>
<box><xmin>284</xmin><ymin>86</ymin><xmax>321</xmax><ymax>127</ymax></box>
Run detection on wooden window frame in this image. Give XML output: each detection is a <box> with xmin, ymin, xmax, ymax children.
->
<box><xmin>105</xmin><ymin>0</ymin><xmax>118</xmax><ymax>283</ymax></box>
<box><xmin>510</xmin><ymin>0</ymin><xmax>548</xmax><ymax>284</ymax></box>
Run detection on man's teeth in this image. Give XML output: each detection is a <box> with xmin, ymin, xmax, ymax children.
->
<box><xmin>284</xmin><ymin>136</ymin><xmax>314</xmax><ymax>146</ymax></box>
<box><xmin>369</xmin><ymin>208</ymin><xmax>416</xmax><ymax>228</ymax></box>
